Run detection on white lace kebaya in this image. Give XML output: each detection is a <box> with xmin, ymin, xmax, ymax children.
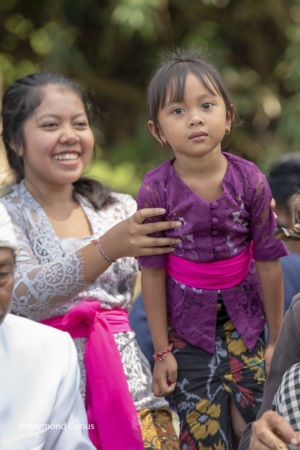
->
<box><xmin>1</xmin><ymin>180</ymin><xmax>167</xmax><ymax>411</ymax></box>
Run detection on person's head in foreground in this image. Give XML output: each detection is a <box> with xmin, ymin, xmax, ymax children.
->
<box><xmin>0</xmin><ymin>203</ymin><xmax>17</xmax><ymax>324</ymax></box>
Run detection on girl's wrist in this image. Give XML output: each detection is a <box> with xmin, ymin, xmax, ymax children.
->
<box><xmin>153</xmin><ymin>343</ymin><xmax>173</xmax><ymax>361</ymax></box>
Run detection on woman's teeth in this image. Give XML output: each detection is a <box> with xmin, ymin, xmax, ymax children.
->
<box><xmin>53</xmin><ymin>153</ymin><xmax>78</xmax><ymax>161</ymax></box>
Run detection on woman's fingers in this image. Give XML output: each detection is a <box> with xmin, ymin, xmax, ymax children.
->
<box><xmin>143</xmin><ymin>220</ymin><xmax>182</xmax><ymax>234</ymax></box>
<box><xmin>133</xmin><ymin>208</ymin><xmax>182</xmax><ymax>232</ymax></box>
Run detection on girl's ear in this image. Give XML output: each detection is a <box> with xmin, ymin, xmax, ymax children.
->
<box><xmin>226</xmin><ymin>109</ymin><xmax>232</xmax><ymax>129</ymax></box>
<box><xmin>148</xmin><ymin>120</ymin><xmax>167</xmax><ymax>147</ymax></box>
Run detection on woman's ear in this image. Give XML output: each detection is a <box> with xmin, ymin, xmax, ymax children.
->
<box><xmin>148</xmin><ymin>120</ymin><xmax>167</xmax><ymax>147</ymax></box>
<box><xmin>9</xmin><ymin>139</ymin><xmax>23</xmax><ymax>156</ymax></box>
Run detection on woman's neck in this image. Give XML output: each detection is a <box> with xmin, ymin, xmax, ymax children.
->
<box><xmin>24</xmin><ymin>178</ymin><xmax>75</xmax><ymax>210</ymax></box>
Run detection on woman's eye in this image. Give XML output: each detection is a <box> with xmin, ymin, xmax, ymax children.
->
<box><xmin>75</xmin><ymin>121</ymin><xmax>88</xmax><ymax>128</ymax></box>
<box><xmin>42</xmin><ymin>123</ymin><xmax>57</xmax><ymax>129</ymax></box>
<box><xmin>172</xmin><ymin>107</ymin><xmax>184</xmax><ymax>115</ymax></box>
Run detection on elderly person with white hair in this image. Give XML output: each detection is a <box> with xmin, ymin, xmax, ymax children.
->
<box><xmin>0</xmin><ymin>202</ymin><xmax>95</xmax><ymax>449</ymax></box>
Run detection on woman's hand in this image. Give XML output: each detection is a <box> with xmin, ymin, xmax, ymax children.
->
<box><xmin>250</xmin><ymin>410</ymin><xmax>300</xmax><ymax>449</ymax></box>
<box><xmin>101</xmin><ymin>208</ymin><xmax>182</xmax><ymax>260</ymax></box>
<box><xmin>151</xmin><ymin>353</ymin><xmax>178</xmax><ymax>397</ymax></box>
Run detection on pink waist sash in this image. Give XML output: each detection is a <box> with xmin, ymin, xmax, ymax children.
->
<box><xmin>41</xmin><ymin>299</ymin><xmax>144</xmax><ymax>450</ymax></box>
<box><xmin>166</xmin><ymin>243</ymin><xmax>253</xmax><ymax>289</ymax></box>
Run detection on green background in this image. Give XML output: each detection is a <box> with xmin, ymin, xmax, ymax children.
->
<box><xmin>0</xmin><ymin>0</ymin><xmax>299</xmax><ymax>195</ymax></box>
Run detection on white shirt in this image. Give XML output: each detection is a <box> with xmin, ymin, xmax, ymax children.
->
<box><xmin>0</xmin><ymin>314</ymin><xmax>95</xmax><ymax>450</ymax></box>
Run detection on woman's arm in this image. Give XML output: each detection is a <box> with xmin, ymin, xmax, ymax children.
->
<box><xmin>255</xmin><ymin>259</ymin><xmax>284</xmax><ymax>374</ymax></box>
<box><xmin>141</xmin><ymin>266</ymin><xmax>177</xmax><ymax>397</ymax></box>
<box><xmin>11</xmin><ymin>208</ymin><xmax>181</xmax><ymax>308</ymax></box>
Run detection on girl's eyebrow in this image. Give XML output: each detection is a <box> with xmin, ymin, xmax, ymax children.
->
<box><xmin>197</xmin><ymin>92</ymin><xmax>217</xmax><ymax>100</ymax></box>
<box><xmin>166</xmin><ymin>91</ymin><xmax>217</xmax><ymax>106</ymax></box>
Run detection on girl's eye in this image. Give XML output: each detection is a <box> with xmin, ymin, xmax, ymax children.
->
<box><xmin>172</xmin><ymin>107</ymin><xmax>184</xmax><ymax>115</ymax></box>
<box><xmin>202</xmin><ymin>102</ymin><xmax>213</xmax><ymax>110</ymax></box>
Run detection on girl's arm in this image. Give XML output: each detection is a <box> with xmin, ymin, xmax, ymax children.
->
<box><xmin>141</xmin><ymin>266</ymin><xmax>177</xmax><ymax>397</ymax></box>
<box><xmin>255</xmin><ymin>259</ymin><xmax>284</xmax><ymax>375</ymax></box>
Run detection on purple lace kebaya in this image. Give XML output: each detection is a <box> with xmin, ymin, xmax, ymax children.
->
<box><xmin>137</xmin><ymin>152</ymin><xmax>288</xmax><ymax>354</ymax></box>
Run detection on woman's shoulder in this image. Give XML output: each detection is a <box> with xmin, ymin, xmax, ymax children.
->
<box><xmin>0</xmin><ymin>183</ymin><xmax>27</xmax><ymax>215</ymax></box>
<box><xmin>110</xmin><ymin>191</ymin><xmax>136</xmax><ymax>207</ymax></box>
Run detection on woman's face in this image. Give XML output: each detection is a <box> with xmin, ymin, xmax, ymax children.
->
<box><xmin>19</xmin><ymin>84</ymin><xmax>95</xmax><ymax>190</ymax></box>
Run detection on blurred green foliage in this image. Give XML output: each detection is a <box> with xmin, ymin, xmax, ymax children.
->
<box><xmin>0</xmin><ymin>0</ymin><xmax>300</xmax><ymax>196</ymax></box>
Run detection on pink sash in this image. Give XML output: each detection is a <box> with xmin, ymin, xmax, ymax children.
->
<box><xmin>166</xmin><ymin>243</ymin><xmax>253</xmax><ymax>289</ymax></box>
<box><xmin>41</xmin><ymin>299</ymin><xmax>144</xmax><ymax>450</ymax></box>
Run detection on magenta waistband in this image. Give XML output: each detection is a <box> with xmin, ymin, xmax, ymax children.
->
<box><xmin>41</xmin><ymin>299</ymin><xmax>144</xmax><ymax>450</ymax></box>
<box><xmin>166</xmin><ymin>243</ymin><xmax>253</xmax><ymax>289</ymax></box>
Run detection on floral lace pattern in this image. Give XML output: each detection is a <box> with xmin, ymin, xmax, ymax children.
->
<box><xmin>1</xmin><ymin>181</ymin><xmax>167</xmax><ymax>410</ymax></box>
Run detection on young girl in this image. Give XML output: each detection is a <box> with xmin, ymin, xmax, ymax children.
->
<box><xmin>136</xmin><ymin>51</ymin><xmax>288</xmax><ymax>449</ymax></box>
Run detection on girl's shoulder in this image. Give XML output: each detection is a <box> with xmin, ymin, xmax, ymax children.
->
<box><xmin>224</xmin><ymin>152</ymin><xmax>261</xmax><ymax>174</ymax></box>
<box><xmin>224</xmin><ymin>152</ymin><xmax>266</xmax><ymax>187</ymax></box>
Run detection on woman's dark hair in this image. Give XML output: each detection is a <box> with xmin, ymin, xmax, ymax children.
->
<box><xmin>147</xmin><ymin>49</ymin><xmax>237</xmax><ymax>144</ymax></box>
<box><xmin>1</xmin><ymin>72</ymin><xmax>113</xmax><ymax>210</ymax></box>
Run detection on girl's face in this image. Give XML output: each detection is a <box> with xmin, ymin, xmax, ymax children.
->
<box><xmin>148</xmin><ymin>73</ymin><xmax>231</xmax><ymax>163</ymax></box>
<box><xmin>19</xmin><ymin>84</ymin><xmax>94</xmax><ymax>190</ymax></box>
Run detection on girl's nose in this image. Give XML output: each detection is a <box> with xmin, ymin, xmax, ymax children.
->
<box><xmin>189</xmin><ymin>112</ymin><xmax>204</xmax><ymax>126</ymax></box>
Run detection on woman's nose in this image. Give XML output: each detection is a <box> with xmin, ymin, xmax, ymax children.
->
<box><xmin>59</xmin><ymin>128</ymin><xmax>79</xmax><ymax>144</ymax></box>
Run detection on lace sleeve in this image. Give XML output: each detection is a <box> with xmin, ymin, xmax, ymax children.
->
<box><xmin>12</xmin><ymin>217</ymin><xmax>87</xmax><ymax>310</ymax></box>
<box><xmin>249</xmin><ymin>169</ymin><xmax>288</xmax><ymax>261</ymax></box>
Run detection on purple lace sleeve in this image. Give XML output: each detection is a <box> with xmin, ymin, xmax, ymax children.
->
<box><xmin>249</xmin><ymin>170</ymin><xmax>288</xmax><ymax>260</ymax></box>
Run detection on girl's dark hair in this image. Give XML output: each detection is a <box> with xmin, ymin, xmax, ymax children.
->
<box><xmin>1</xmin><ymin>72</ymin><xmax>113</xmax><ymax>210</ymax></box>
<box><xmin>147</xmin><ymin>49</ymin><xmax>237</xmax><ymax>143</ymax></box>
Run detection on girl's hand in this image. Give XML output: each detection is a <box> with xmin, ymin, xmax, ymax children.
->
<box><xmin>101</xmin><ymin>208</ymin><xmax>182</xmax><ymax>260</ymax></box>
<box><xmin>151</xmin><ymin>352</ymin><xmax>178</xmax><ymax>397</ymax></box>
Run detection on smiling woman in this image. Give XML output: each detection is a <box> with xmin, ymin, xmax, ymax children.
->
<box><xmin>18</xmin><ymin>84</ymin><xmax>94</xmax><ymax>203</ymax></box>
<box><xmin>0</xmin><ymin>72</ymin><xmax>180</xmax><ymax>450</ymax></box>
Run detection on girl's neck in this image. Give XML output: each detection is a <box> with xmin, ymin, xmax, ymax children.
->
<box><xmin>173</xmin><ymin>150</ymin><xmax>226</xmax><ymax>179</ymax></box>
<box><xmin>172</xmin><ymin>151</ymin><xmax>228</xmax><ymax>203</ymax></box>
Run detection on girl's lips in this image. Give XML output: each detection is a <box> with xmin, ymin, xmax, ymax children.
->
<box><xmin>189</xmin><ymin>132</ymin><xmax>208</xmax><ymax>140</ymax></box>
